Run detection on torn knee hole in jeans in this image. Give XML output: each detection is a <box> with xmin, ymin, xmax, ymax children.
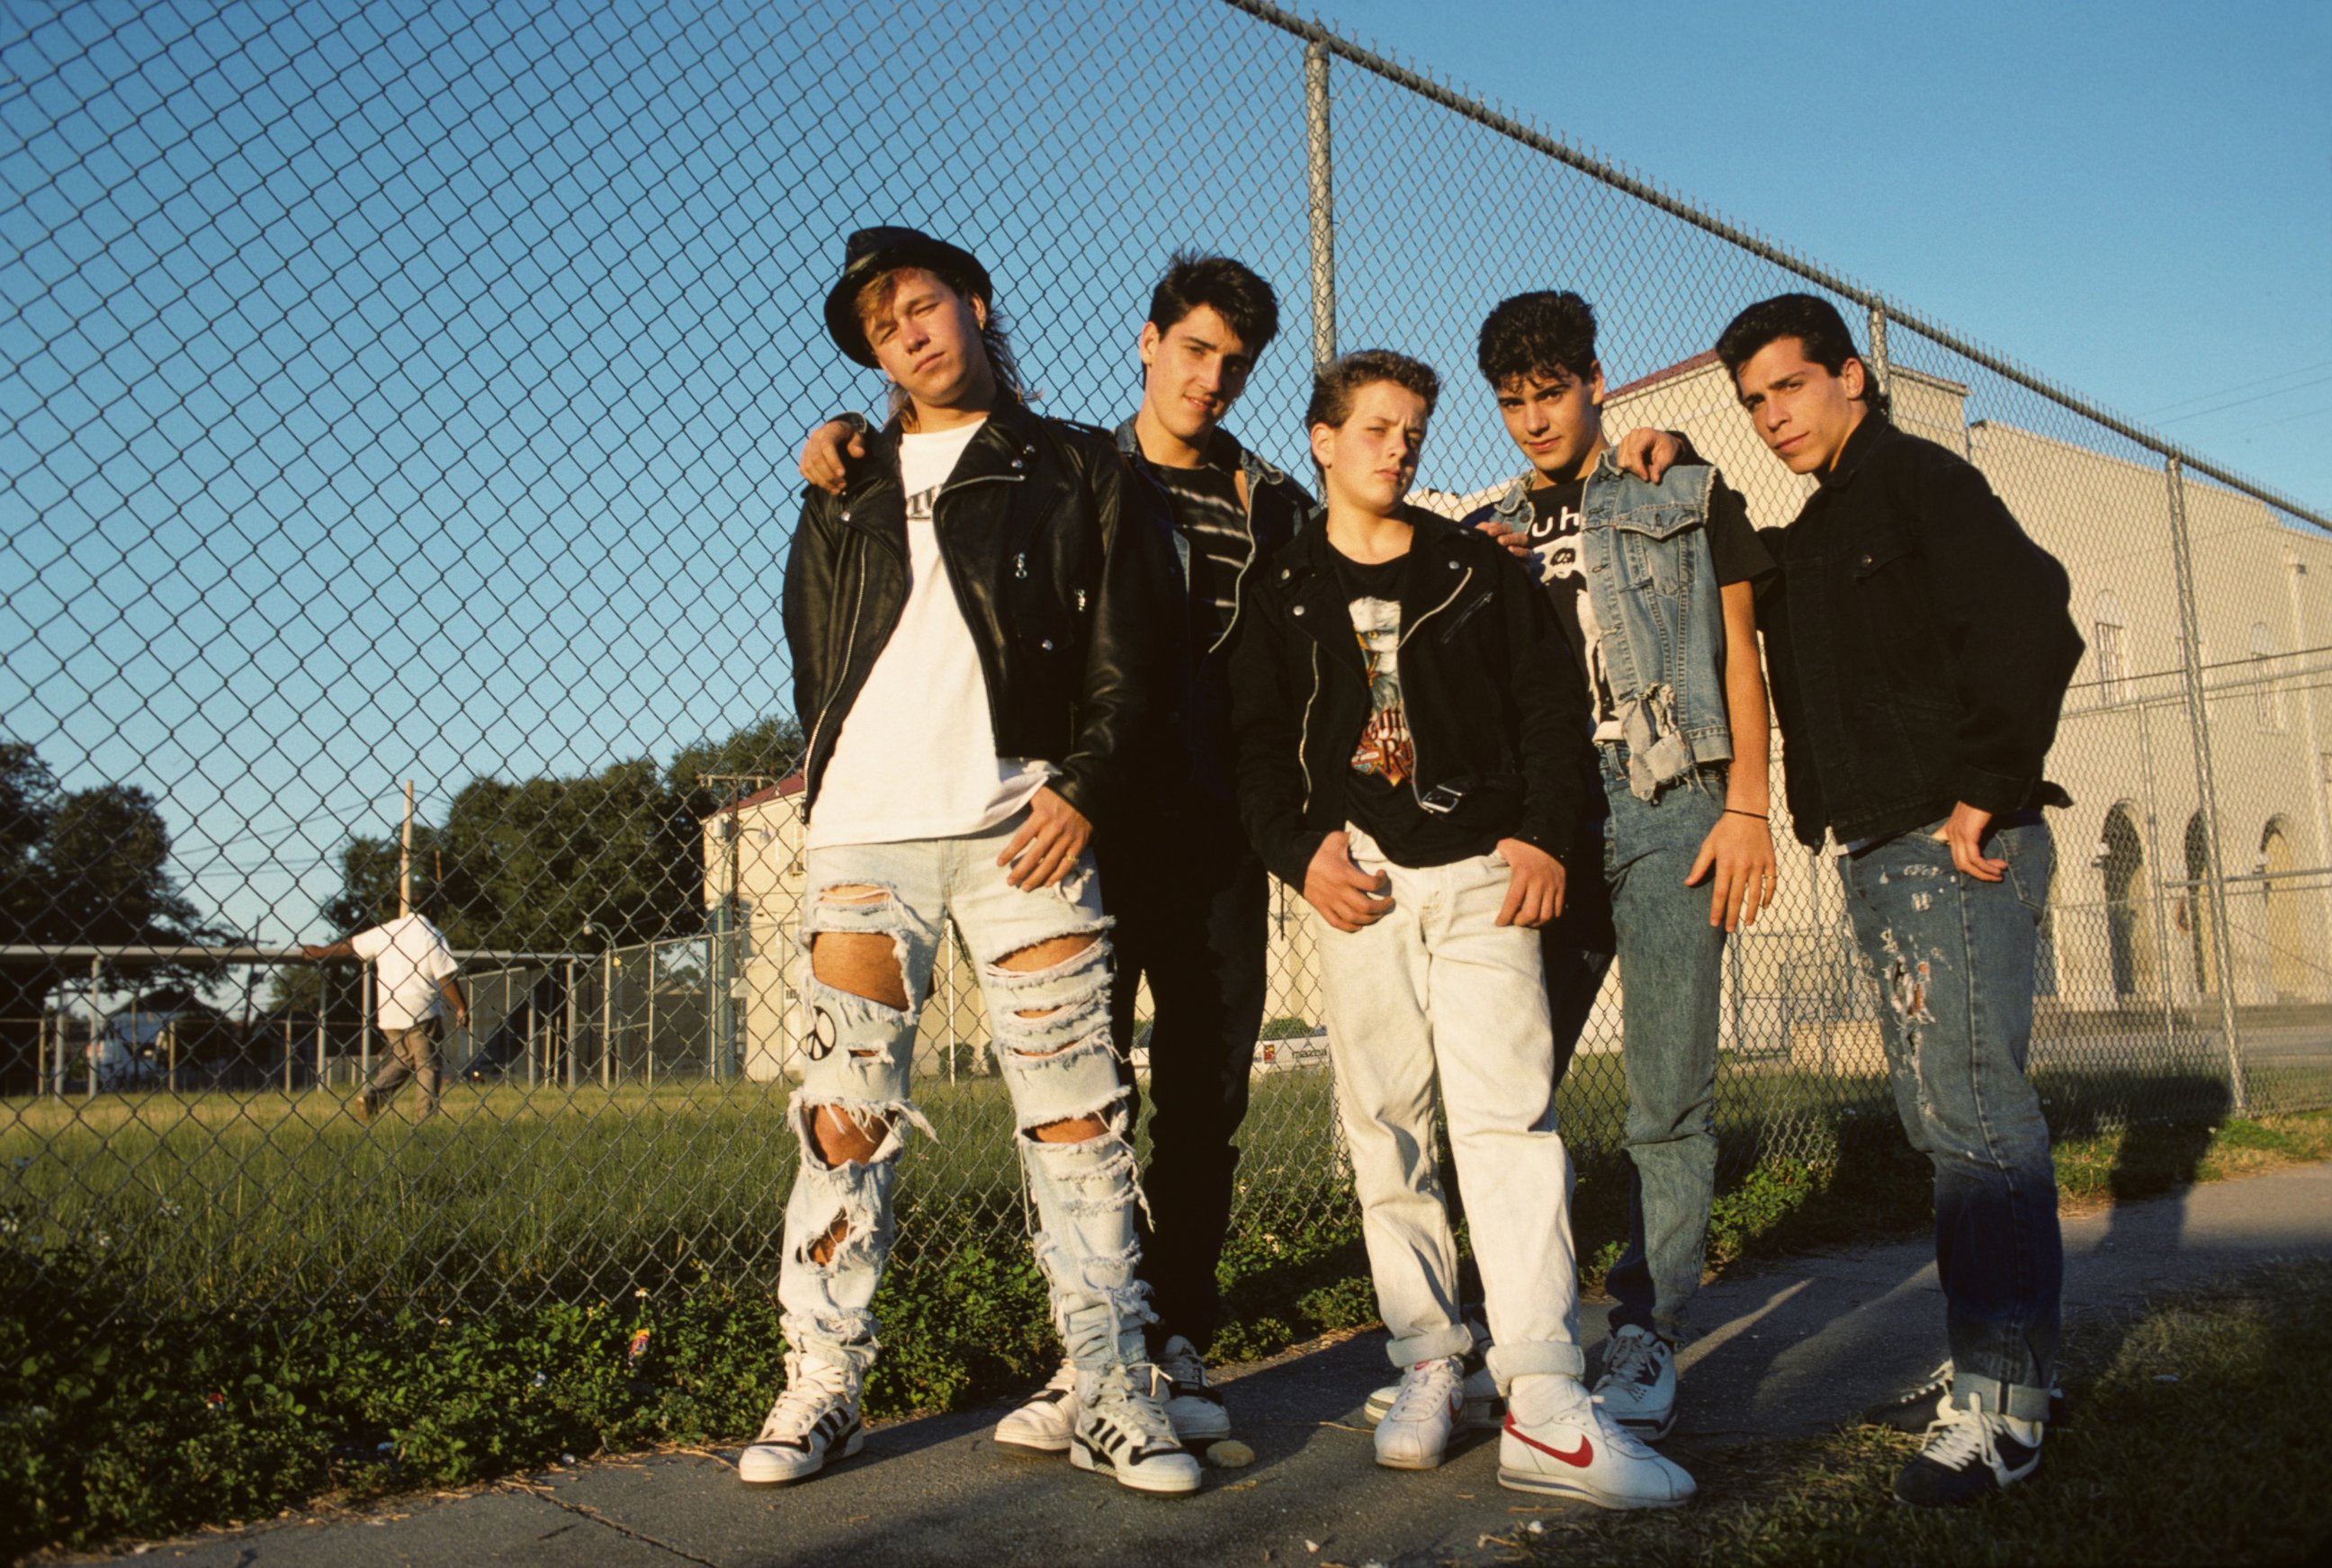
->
<box><xmin>987</xmin><ymin>928</ymin><xmax>1112</xmax><ymax>1052</ymax></box>
<box><xmin>1022</xmin><ymin>1099</ymin><xmax>1151</xmax><ymax>1221</ymax></box>
<box><xmin>804</xmin><ymin>883</ymin><xmax>913</xmax><ymax>1032</ymax></box>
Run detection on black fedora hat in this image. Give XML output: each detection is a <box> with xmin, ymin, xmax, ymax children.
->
<box><xmin>822</xmin><ymin>226</ymin><xmax>993</xmax><ymax>369</ymax></box>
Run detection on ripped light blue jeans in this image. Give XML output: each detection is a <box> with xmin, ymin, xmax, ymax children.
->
<box><xmin>777</xmin><ymin>812</ymin><xmax>1150</xmax><ymax>1379</ymax></box>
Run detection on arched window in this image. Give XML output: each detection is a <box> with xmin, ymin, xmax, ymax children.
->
<box><xmin>2251</xmin><ymin>622</ymin><xmax>2283</xmax><ymax>732</ymax></box>
<box><xmin>2093</xmin><ymin>592</ymin><xmax>2128</xmax><ymax>703</ymax></box>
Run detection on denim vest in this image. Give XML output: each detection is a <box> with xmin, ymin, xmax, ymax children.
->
<box><xmin>1484</xmin><ymin>452</ymin><xmax>1732</xmax><ymax>800</ymax></box>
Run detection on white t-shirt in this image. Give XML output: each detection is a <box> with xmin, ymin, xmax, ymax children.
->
<box><xmin>807</xmin><ymin>417</ymin><xmax>1054</xmax><ymax>850</ymax></box>
<box><xmin>350</xmin><ymin>913</ymin><xmax>459</xmax><ymax>1030</ymax></box>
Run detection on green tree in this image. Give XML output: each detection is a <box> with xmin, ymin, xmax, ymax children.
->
<box><xmin>292</xmin><ymin>717</ymin><xmax>803</xmax><ymax>988</ymax></box>
<box><xmin>0</xmin><ymin>739</ymin><xmax>220</xmax><ymax>1086</ymax></box>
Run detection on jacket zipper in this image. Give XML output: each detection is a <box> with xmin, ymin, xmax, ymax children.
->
<box><xmin>803</xmin><ymin>552</ymin><xmax>867</xmax><ymax>794</ymax></box>
<box><xmin>1395</xmin><ymin>564</ymin><xmax>1472</xmax><ymax>811</ymax></box>
<box><xmin>930</xmin><ymin>467</ymin><xmax>1025</xmax><ymax>742</ymax></box>
<box><xmin>1298</xmin><ymin>641</ymin><xmax>1321</xmax><ymax>809</ymax></box>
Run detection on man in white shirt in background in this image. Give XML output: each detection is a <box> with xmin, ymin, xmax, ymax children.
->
<box><xmin>300</xmin><ymin>898</ymin><xmax>468</xmax><ymax>1123</ymax></box>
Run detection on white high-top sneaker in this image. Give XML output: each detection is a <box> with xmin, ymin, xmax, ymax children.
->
<box><xmin>1154</xmin><ymin>1334</ymin><xmax>1233</xmax><ymax>1443</ymax></box>
<box><xmin>738</xmin><ymin>1353</ymin><xmax>863</xmax><ymax>1484</ymax></box>
<box><xmin>1070</xmin><ymin>1363</ymin><xmax>1202</xmax><ymax>1494</ymax></box>
<box><xmin>993</xmin><ymin>1357</ymin><xmax>1078</xmax><ymax>1455</ymax></box>
<box><xmin>1498</xmin><ymin>1373</ymin><xmax>1694</xmax><ymax>1509</ymax></box>
<box><xmin>1373</xmin><ymin>1356</ymin><xmax>1466</xmax><ymax>1471</ymax></box>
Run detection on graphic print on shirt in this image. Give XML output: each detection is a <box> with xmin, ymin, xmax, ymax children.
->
<box><xmin>1347</xmin><ymin>596</ymin><xmax>1413</xmax><ymax>786</ymax></box>
<box><xmin>1522</xmin><ymin>488</ymin><xmax>1623</xmax><ymax>739</ymax></box>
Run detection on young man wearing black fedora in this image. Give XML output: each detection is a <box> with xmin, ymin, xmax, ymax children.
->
<box><xmin>746</xmin><ymin>226</ymin><xmax>1192</xmax><ymax>1494</ymax></box>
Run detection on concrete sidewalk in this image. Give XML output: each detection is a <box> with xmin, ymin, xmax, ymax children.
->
<box><xmin>76</xmin><ymin>1160</ymin><xmax>2332</xmax><ymax>1568</ymax></box>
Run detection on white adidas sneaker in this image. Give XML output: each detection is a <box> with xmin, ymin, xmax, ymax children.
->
<box><xmin>738</xmin><ymin>1353</ymin><xmax>863</xmax><ymax>1484</ymax></box>
<box><xmin>1070</xmin><ymin>1363</ymin><xmax>1202</xmax><ymax>1495</ymax></box>
<box><xmin>993</xmin><ymin>1357</ymin><xmax>1078</xmax><ymax>1455</ymax></box>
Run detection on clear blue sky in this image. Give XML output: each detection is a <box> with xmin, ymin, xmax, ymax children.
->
<box><xmin>1319</xmin><ymin>0</ymin><xmax>2332</xmax><ymax>509</ymax></box>
<box><xmin>3</xmin><ymin>0</ymin><xmax>2325</xmax><ymax>963</ymax></box>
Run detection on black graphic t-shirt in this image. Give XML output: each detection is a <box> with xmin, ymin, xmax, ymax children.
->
<box><xmin>1517</xmin><ymin>471</ymin><xmax>1771</xmax><ymax>740</ymax></box>
<box><xmin>1331</xmin><ymin>545</ymin><xmax>1500</xmax><ymax>869</ymax></box>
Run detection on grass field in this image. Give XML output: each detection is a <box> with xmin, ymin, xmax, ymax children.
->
<box><xmin>2</xmin><ymin>1044</ymin><xmax>2325</xmax><ymax>1558</ymax></box>
<box><xmin>0</xmin><ymin>1046</ymin><xmax>2305</xmax><ymax>1324</ymax></box>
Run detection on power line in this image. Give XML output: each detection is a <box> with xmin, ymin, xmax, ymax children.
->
<box><xmin>2142</xmin><ymin>358</ymin><xmax>2332</xmax><ymax>418</ymax></box>
<box><xmin>2157</xmin><ymin>372</ymin><xmax>2332</xmax><ymax>427</ymax></box>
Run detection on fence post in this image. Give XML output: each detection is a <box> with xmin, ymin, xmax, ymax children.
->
<box><xmin>1304</xmin><ymin>37</ymin><xmax>1336</xmax><ymax>369</ymax></box>
<box><xmin>1865</xmin><ymin>304</ymin><xmax>1889</xmax><ymax>403</ymax></box>
<box><xmin>85</xmin><ymin>954</ymin><xmax>99</xmax><ymax>1100</ymax></box>
<box><xmin>602</xmin><ymin>946</ymin><xmax>614</xmax><ymax>1090</ymax></box>
<box><xmin>361</xmin><ymin>963</ymin><xmax>374</xmax><ymax>1089</ymax></box>
<box><xmin>564</xmin><ymin>959</ymin><xmax>579</xmax><ymax>1090</ymax></box>
<box><xmin>2166</xmin><ymin>455</ymin><xmax>2247</xmax><ymax>1113</ymax></box>
<box><xmin>315</xmin><ymin>990</ymin><xmax>326</xmax><ymax>1089</ymax></box>
<box><xmin>645</xmin><ymin>940</ymin><xmax>656</xmax><ymax>1085</ymax></box>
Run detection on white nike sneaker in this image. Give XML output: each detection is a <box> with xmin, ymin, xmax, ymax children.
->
<box><xmin>993</xmin><ymin>1357</ymin><xmax>1079</xmax><ymax>1454</ymax></box>
<box><xmin>1374</xmin><ymin>1355</ymin><xmax>1465</xmax><ymax>1471</ymax></box>
<box><xmin>1497</xmin><ymin>1374</ymin><xmax>1694</xmax><ymax>1509</ymax></box>
<box><xmin>1154</xmin><ymin>1334</ymin><xmax>1233</xmax><ymax>1443</ymax></box>
<box><xmin>738</xmin><ymin>1353</ymin><xmax>863</xmax><ymax>1484</ymax></box>
<box><xmin>1592</xmin><ymin>1324</ymin><xmax>1678</xmax><ymax>1440</ymax></box>
<box><xmin>1070</xmin><ymin>1363</ymin><xmax>1202</xmax><ymax>1494</ymax></box>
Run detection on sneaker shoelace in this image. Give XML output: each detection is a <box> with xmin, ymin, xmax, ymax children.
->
<box><xmin>1919</xmin><ymin>1400</ymin><xmax>2006</xmax><ymax>1477</ymax></box>
<box><xmin>1091</xmin><ymin>1363</ymin><xmax>1179</xmax><ymax>1445</ymax></box>
<box><xmin>759</xmin><ymin>1358</ymin><xmax>854</xmax><ymax>1441</ymax></box>
<box><xmin>1156</xmin><ymin>1343</ymin><xmax>1207</xmax><ymax>1388</ymax></box>
<box><xmin>1386</xmin><ymin>1358</ymin><xmax>1463</xmax><ymax>1423</ymax></box>
<box><xmin>1604</xmin><ymin>1332</ymin><xmax>1664</xmax><ymax>1388</ymax></box>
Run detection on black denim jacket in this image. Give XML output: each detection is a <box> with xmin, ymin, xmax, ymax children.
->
<box><xmin>1756</xmin><ymin>417</ymin><xmax>2083</xmax><ymax>848</ymax></box>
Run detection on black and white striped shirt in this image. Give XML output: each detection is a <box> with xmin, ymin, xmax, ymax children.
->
<box><xmin>1151</xmin><ymin>455</ymin><xmax>1249</xmax><ymax>653</ymax></box>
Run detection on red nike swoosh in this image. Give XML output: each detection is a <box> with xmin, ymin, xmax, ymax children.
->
<box><xmin>1504</xmin><ymin>1412</ymin><xmax>1593</xmax><ymax>1467</ymax></box>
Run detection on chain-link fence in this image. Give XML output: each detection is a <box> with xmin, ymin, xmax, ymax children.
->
<box><xmin>5</xmin><ymin>0</ymin><xmax>2328</xmax><ymax>1338</ymax></box>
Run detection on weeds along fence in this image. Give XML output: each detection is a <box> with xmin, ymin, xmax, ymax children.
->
<box><xmin>4</xmin><ymin>0</ymin><xmax>2331</xmax><ymax>1336</ymax></box>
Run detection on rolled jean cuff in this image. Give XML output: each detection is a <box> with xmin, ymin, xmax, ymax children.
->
<box><xmin>1385</xmin><ymin>1322</ymin><xmax>1474</xmax><ymax>1369</ymax></box>
<box><xmin>1485</xmin><ymin>1339</ymin><xmax>1587</xmax><ymax>1391</ymax></box>
<box><xmin>1952</xmin><ymin>1369</ymin><xmax>2055</xmax><ymax>1423</ymax></box>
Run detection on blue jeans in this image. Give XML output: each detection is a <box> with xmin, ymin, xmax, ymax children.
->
<box><xmin>1841</xmin><ymin>814</ymin><xmax>2061</xmax><ymax>1421</ymax></box>
<box><xmin>777</xmin><ymin>815</ymin><xmax>1149</xmax><ymax>1380</ymax></box>
<box><xmin>1545</xmin><ymin>748</ymin><xmax>1726</xmax><ymax>1343</ymax></box>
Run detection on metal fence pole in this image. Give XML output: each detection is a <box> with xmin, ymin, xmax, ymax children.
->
<box><xmin>2135</xmin><ymin>705</ymin><xmax>2181</xmax><ymax>1044</ymax></box>
<box><xmin>2166</xmin><ymin>455</ymin><xmax>2247</xmax><ymax>1112</ymax></box>
<box><xmin>361</xmin><ymin>964</ymin><xmax>374</xmax><ymax>1088</ymax></box>
<box><xmin>1865</xmin><ymin>304</ymin><xmax>1889</xmax><ymax>403</ymax></box>
<box><xmin>564</xmin><ymin>959</ymin><xmax>579</xmax><ymax>1090</ymax></box>
<box><xmin>1304</xmin><ymin>37</ymin><xmax>1336</xmax><ymax>369</ymax></box>
<box><xmin>645</xmin><ymin>941</ymin><xmax>656</xmax><ymax>1085</ymax></box>
<box><xmin>283</xmin><ymin>1014</ymin><xmax>292</xmax><ymax>1094</ymax></box>
<box><xmin>601</xmin><ymin>947</ymin><xmax>614</xmax><ymax>1090</ymax></box>
<box><xmin>314</xmin><ymin>994</ymin><xmax>326</xmax><ymax>1089</ymax></box>
<box><xmin>84</xmin><ymin>955</ymin><xmax>98</xmax><ymax>1100</ymax></box>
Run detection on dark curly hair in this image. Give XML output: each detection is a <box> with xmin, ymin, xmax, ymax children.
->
<box><xmin>1476</xmin><ymin>290</ymin><xmax>1598</xmax><ymax>389</ymax></box>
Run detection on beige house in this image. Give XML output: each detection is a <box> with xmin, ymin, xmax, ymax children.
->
<box><xmin>1600</xmin><ymin>353</ymin><xmax>2332</xmax><ymax>1062</ymax></box>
